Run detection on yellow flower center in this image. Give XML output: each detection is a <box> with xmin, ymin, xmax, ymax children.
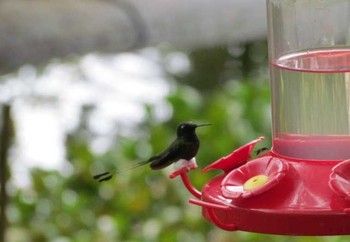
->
<box><xmin>243</xmin><ymin>175</ymin><xmax>269</xmax><ymax>191</ymax></box>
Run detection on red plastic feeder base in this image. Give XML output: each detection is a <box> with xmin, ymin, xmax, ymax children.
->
<box><xmin>176</xmin><ymin>137</ymin><xmax>350</xmax><ymax>235</ymax></box>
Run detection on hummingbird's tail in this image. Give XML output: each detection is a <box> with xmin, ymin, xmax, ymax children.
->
<box><xmin>93</xmin><ymin>160</ymin><xmax>151</xmax><ymax>182</ymax></box>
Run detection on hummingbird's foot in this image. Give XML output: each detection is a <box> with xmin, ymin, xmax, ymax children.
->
<box><xmin>169</xmin><ymin>158</ymin><xmax>198</xmax><ymax>179</ymax></box>
<box><xmin>174</xmin><ymin>158</ymin><xmax>198</xmax><ymax>171</ymax></box>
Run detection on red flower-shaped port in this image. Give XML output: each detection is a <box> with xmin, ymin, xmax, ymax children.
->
<box><xmin>221</xmin><ymin>156</ymin><xmax>289</xmax><ymax>199</ymax></box>
<box><xmin>329</xmin><ymin>159</ymin><xmax>350</xmax><ymax>200</ymax></box>
<box><xmin>202</xmin><ymin>136</ymin><xmax>265</xmax><ymax>173</ymax></box>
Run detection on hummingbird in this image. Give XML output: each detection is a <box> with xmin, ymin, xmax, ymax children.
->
<box><xmin>255</xmin><ymin>147</ymin><xmax>269</xmax><ymax>156</ymax></box>
<box><xmin>93</xmin><ymin>121</ymin><xmax>211</xmax><ymax>182</ymax></box>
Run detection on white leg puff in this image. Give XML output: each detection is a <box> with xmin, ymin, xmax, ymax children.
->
<box><xmin>173</xmin><ymin>157</ymin><xmax>198</xmax><ymax>171</ymax></box>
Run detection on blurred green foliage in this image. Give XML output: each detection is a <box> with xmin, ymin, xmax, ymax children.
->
<box><xmin>5</xmin><ymin>41</ymin><xmax>350</xmax><ymax>242</ymax></box>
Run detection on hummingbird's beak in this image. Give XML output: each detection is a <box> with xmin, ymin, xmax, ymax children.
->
<box><xmin>196</xmin><ymin>123</ymin><xmax>212</xmax><ymax>128</ymax></box>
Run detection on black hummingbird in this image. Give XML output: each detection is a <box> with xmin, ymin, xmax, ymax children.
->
<box><xmin>93</xmin><ymin>122</ymin><xmax>211</xmax><ymax>182</ymax></box>
<box><xmin>255</xmin><ymin>147</ymin><xmax>270</xmax><ymax>156</ymax></box>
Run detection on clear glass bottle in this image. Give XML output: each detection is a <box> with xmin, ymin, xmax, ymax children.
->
<box><xmin>267</xmin><ymin>0</ymin><xmax>350</xmax><ymax>159</ymax></box>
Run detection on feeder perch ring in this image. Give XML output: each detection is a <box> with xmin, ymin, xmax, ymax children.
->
<box><xmin>221</xmin><ymin>156</ymin><xmax>289</xmax><ymax>199</ymax></box>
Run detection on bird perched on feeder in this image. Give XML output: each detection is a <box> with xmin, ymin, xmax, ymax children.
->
<box><xmin>93</xmin><ymin>121</ymin><xmax>211</xmax><ymax>182</ymax></box>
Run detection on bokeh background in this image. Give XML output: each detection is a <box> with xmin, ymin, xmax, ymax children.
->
<box><xmin>0</xmin><ymin>0</ymin><xmax>349</xmax><ymax>241</ymax></box>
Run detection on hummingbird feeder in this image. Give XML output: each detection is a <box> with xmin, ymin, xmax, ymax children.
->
<box><xmin>170</xmin><ymin>0</ymin><xmax>350</xmax><ymax>235</ymax></box>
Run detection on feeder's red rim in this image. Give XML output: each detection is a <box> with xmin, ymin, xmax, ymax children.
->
<box><xmin>270</xmin><ymin>149</ymin><xmax>343</xmax><ymax>164</ymax></box>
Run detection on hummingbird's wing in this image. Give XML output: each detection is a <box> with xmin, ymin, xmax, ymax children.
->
<box><xmin>93</xmin><ymin>139</ymin><xmax>184</xmax><ymax>181</ymax></box>
<box><xmin>149</xmin><ymin>140</ymin><xmax>183</xmax><ymax>170</ymax></box>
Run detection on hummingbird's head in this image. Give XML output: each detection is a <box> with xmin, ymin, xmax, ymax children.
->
<box><xmin>176</xmin><ymin>122</ymin><xmax>211</xmax><ymax>137</ymax></box>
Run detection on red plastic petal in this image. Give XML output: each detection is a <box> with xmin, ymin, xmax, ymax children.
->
<box><xmin>202</xmin><ymin>136</ymin><xmax>265</xmax><ymax>173</ymax></box>
<box><xmin>329</xmin><ymin>159</ymin><xmax>350</xmax><ymax>199</ymax></box>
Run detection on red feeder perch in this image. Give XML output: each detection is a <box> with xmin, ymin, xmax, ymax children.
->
<box><xmin>170</xmin><ymin>0</ymin><xmax>350</xmax><ymax>235</ymax></box>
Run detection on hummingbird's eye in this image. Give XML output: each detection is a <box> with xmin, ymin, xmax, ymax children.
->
<box><xmin>180</xmin><ymin>124</ymin><xmax>185</xmax><ymax>130</ymax></box>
